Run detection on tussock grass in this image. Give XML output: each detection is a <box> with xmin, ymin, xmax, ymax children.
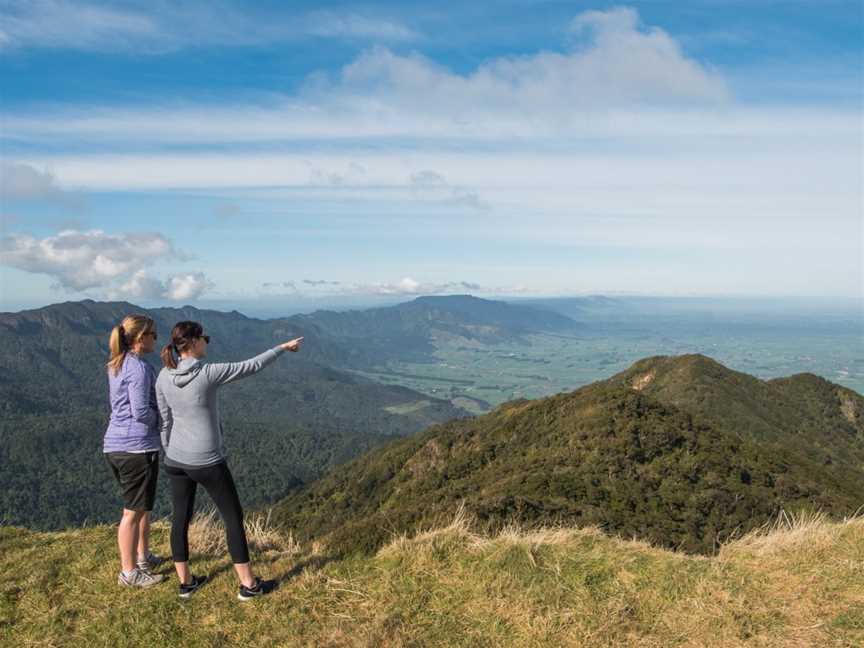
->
<box><xmin>178</xmin><ymin>507</ymin><xmax>300</xmax><ymax>557</ymax></box>
<box><xmin>1</xmin><ymin>509</ymin><xmax>861</xmax><ymax>647</ymax></box>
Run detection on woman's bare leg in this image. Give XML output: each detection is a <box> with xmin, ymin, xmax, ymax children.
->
<box><xmin>174</xmin><ymin>561</ymin><xmax>191</xmax><ymax>585</ymax></box>
<box><xmin>118</xmin><ymin>509</ymin><xmax>143</xmax><ymax>573</ymax></box>
<box><xmin>136</xmin><ymin>512</ymin><xmax>151</xmax><ymax>561</ymax></box>
<box><xmin>233</xmin><ymin>562</ymin><xmax>256</xmax><ymax>588</ymax></box>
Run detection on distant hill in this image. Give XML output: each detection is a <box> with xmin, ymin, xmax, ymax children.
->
<box><xmin>292</xmin><ymin>294</ymin><xmax>582</xmax><ymax>362</ymax></box>
<box><xmin>271</xmin><ymin>355</ymin><xmax>864</xmax><ymax>556</ymax></box>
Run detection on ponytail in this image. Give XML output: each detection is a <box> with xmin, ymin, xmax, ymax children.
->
<box><xmin>107</xmin><ymin>325</ymin><xmax>129</xmax><ymax>375</ymax></box>
<box><xmin>161</xmin><ymin>320</ymin><xmax>204</xmax><ymax>369</ymax></box>
<box><xmin>161</xmin><ymin>343</ymin><xmax>178</xmax><ymax>370</ymax></box>
<box><xmin>106</xmin><ymin>314</ymin><xmax>156</xmax><ymax>376</ymax></box>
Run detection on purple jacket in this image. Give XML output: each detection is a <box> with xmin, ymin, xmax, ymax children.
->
<box><xmin>103</xmin><ymin>352</ymin><xmax>161</xmax><ymax>453</ymax></box>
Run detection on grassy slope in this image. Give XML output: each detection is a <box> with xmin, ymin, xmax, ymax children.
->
<box><xmin>271</xmin><ymin>375</ymin><xmax>863</xmax><ymax>557</ymax></box>
<box><xmin>1</xmin><ymin>513</ymin><xmax>862</xmax><ymax>647</ymax></box>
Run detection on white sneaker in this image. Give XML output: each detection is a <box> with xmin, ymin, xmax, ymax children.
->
<box><xmin>136</xmin><ymin>552</ymin><xmax>165</xmax><ymax>573</ymax></box>
<box><xmin>118</xmin><ymin>568</ymin><xmax>165</xmax><ymax>588</ymax></box>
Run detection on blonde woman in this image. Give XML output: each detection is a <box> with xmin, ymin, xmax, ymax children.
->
<box><xmin>104</xmin><ymin>314</ymin><xmax>165</xmax><ymax>588</ymax></box>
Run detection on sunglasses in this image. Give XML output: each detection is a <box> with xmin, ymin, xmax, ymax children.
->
<box><xmin>200</xmin><ymin>335</ymin><xmax>211</xmax><ymax>344</ymax></box>
<box><xmin>144</xmin><ymin>331</ymin><xmax>158</xmax><ymax>340</ymax></box>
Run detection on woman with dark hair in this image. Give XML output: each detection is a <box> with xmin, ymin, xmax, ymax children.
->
<box><xmin>155</xmin><ymin>321</ymin><xmax>302</xmax><ymax>600</ymax></box>
<box><xmin>104</xmin><ymin>314</ymin><xmax>166</xmax><ymax>589</ymax></box>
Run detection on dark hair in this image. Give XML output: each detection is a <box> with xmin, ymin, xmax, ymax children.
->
<box><xmin>160</xmin><ymin>320</ymin><xmax>204</xmax><ymax>369</ymax></box>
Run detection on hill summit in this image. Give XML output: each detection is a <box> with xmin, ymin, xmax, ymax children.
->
<box><xmin>272</xmin><ymin>354</ymin><xmax>864</xmax><ymax>556</ymax></box>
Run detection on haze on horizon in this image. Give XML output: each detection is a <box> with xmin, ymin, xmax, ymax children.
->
<box><xmin>1</xmin><ymin>0</ymin><xmax>862</xmax><ymax>312</ymax></box>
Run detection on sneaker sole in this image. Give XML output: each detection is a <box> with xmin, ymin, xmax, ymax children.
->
<box><xmin>237</xmin><ymin>593</ymin><xmax>259</xmax><ymax>601</ymax></box>
<box><xmin>118</xmin><ymin>577</ymin><xmax>165</xmax><ymax>588</ymax></box>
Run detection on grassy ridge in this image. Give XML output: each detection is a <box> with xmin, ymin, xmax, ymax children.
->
<box><xmin>1</xmin><ymin>512</ymin><xmax>862</xmax><ymax>647</ymax></box>
<box><xmin>271</xmin><ymin>362</ymin><xmax>864</xmax><ymax>557</ymax></box>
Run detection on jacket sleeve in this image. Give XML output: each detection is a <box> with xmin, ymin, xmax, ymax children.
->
<box><xmin>128</xmin><ymin>361</ymin><xmax>158</xmax><ymax>428</ymax></box>
<box><xmin>155</xmin><ymin>376</ymin><xmax>173</xmax><ymax>448</ymax></box>
<box><xmin>204</xmin><ymin>346</ymin><xmax>286</xmax><ymax>386</ymax></box>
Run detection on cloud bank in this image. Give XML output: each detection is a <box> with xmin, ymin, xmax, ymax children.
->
<box><xmin>2</xmin><ymin>6</ymin><xmax>731</xmax><ymax>148</ymax></box>
<box><xmin>0</xmin><ymin>229</ymin><xmax>212</xmax><ymax>300</ymax></box>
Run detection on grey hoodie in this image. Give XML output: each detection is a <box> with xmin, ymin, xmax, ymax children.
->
<box><xmin>155</xmin><ymin>346</ymin><xmax>286</xmax><ymax>467</ymax></box>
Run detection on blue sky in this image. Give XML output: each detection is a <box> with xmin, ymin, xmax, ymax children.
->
<box><xmin>0</xmin><ymin>0</ymin><xmax>861</xmax><ymax>311</ymax></box>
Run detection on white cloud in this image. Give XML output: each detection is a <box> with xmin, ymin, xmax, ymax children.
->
<box><xmin>304</xmin><ymin>12</ymin><xmax>418</xmax><ymax>42</ymax></box>
<box><xmin>303</xmin><ymin>279</ymin><xmax>341</xmax><ymax>286</ymax></box>
<box><xmin>113</xmin><ymin>270</ymin><xmax>213</xmax><ymax>301</ymax></box>
<box><xmin>0</xmin><ymin>229</ymin><xmax>173</xmax><ymax>290</ymax></box>
<box><xmin>366</xmin><ymin>277</ymin><xmax>483</xmax><ymax>296</ymax></box>
<box><xmin>114</xmin><ymin>269</ymin><xmax>167</xmax><ymax>299</ymax></box>
<box><xmin>318</xmin><ymin>8</ymin><xmax>728</xmax><ymax>123</ymax></box>
<box><xmin>262</xmin><ymin>281</ymin><xmax>297</xmax><ymax>291</ymax></box>
<box><xmin>409</xmin><ymin>170</ymin><xmax>489</xmax><ymax>210</ymax></box>
<box><xmin>0</xmin><ymin>0</ymin><xmax>418</xmax><ymax>52</ymax></box>
<box><xmin>0</xmin><ymin>161</ymin><xmax>65</xmax><ymax>200</ymax></box>
<box><xmin>0</xmin><ymin>229</ymin><xmax>212</xmax><ymax>299</ymax></box>
<box><xmin>0</xmin><ymin>0</ymin><xmax>158</xmax><ymax>50</ymax></box>
<box><xmin>2</xmin><ymin>7</ymin><xmax>732</xmax><ymax>146</ymax></box>
<box><xmin>308</xmin><ymin>162</ymin><xmax>367</xmax><ymax>187</ymax></box>
<box><xmin>260</xmin><ymin>276</ymin><xmax>486</xmax><ymax>297</ymax></box>
<box><xmin>165</xmin><ymin>273</ymin><xmax>213</xmax><ymax>300</ymax></box>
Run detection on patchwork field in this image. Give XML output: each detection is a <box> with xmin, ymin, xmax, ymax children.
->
<box><xmin>360</xmin><ymin>312</ymin><xmax>863</xmax><ymax>412</ymax></box>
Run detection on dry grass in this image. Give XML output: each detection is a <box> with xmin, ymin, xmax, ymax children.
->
<box><xmin>153</xmin><ymin>507</ymin><xmax>301</xmax><ymax>557</ymax></box>
<box><xmin>721</xmin><ymin>508</ymin><xmax>858</xmax><ymax>556</ymax></box>
<box><xmin>1</xmin><ymin>509</ymin><xmax>862</xmax><ymax>647</ymax></box>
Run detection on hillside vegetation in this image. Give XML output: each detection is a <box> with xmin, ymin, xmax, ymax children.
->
<box><xmin>272</xmin><ymin>355</ymin><xmax>864</xmax><ymax>556</ymax></box>
<box><xmin>0</xmin><ymin>511</ymin><xmax>861</xmax><ymax>647</ymax></box>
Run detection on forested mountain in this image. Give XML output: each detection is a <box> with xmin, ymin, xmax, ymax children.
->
<box><xmin>271</xmin><ymin>355</ymin><xmax>864</xmax><ymax>556</ymax></box>
<box><xmin>0</xmin><ymin>296</ymin><xmax>577</xmax><ymax>529</ymax></box>
<box><xmin>608</xmin><ymin>354</ymin><xmax>864</xmax><ymax>477</ymax></box>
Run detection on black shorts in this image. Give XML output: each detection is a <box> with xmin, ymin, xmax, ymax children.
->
<box><xmin>105</xmin><ymin>451</ymin><xmax>159</xmax><ymax>512</ymax></box>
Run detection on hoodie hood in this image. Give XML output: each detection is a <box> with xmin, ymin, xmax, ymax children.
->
<box><xmin>168</xmin><ymin>357</ymin><xmax>203</xmax><ymax>387</ymax></box>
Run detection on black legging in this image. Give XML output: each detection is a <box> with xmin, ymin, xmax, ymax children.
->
<box><xmin>165</xmin><ymin>461</ymin><xmax>250</xmax><ymax>564</ymax></box>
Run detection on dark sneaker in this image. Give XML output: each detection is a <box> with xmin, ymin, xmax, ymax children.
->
<box><xmin>238</xmin><ymin>577</ymin><xmax>277</xmax><ymax>601</ymax></box>
<box><xmin>136</xmin><ymin>552</ymin><xmax>166</xmax><ymax>573</ymax></box>
<box><xmin>178</xmin><ymin>574</ymin><xmax>207</xmax><ymax>600</ymax></box>
<box><xmin>118</xmin><ymin>568</ymin><xmax>165</xmax><ymax>588</ymax></box>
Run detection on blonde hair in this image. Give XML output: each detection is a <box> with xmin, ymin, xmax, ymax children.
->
<box><xmin>107</xmin><ymin>314</ymin><xmax>155</xmax><ymax>376</ymax></box>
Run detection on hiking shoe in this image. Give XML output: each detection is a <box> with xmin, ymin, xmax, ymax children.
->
<box><xmin>118</xmin><ymin>568</ymin><xmax>165</xmax><ymax>588</ymax></box>
<box><xmin>136</xmin><ymin>552</ymin><xmax>166</xmax><ymax>573</ymax></box>
<box><xmin>238</xmin><ymin>577</ymin><xmax>277</xmax><ymax>601</ymax></box>
<box><xmin>178</xmin><ymin>574</ymin><xmax>207</xmax><ymax>600</ymax></box>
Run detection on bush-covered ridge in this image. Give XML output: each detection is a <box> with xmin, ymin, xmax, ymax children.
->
<box><xmin>1</xmin><ymin>511</ymin><xmax>861</xmax><ymax>647</ymax></box>
<box><xmin>271</xmin><ymin>355</ymin><xmax>864</xmax><ymax>556</ymax></box>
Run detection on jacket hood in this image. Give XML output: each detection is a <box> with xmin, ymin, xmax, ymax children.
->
<box><xmin>167</xmin><ymin>357</ymin><xmax>203</xmax><ymax>387</ymax></box>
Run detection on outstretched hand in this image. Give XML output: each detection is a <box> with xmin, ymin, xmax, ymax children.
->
<box><xmin>281</xmin><ymin>337</ymin><xmax>304</xmax><ymax>352</ymax></box>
